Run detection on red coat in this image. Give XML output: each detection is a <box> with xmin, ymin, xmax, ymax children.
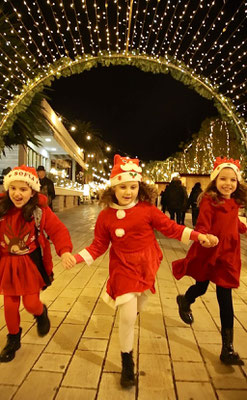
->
<box><xmin>0</xmin><ymin>193</ymin><xmax>72</xmax><ymax>295</ymax></box>
<box><xmin>172</xmin><ymin>195</ymin><xmax>247</xmax><ymax>288</ymax></box>
<box><xmin>78</xmin><ymin>201</ymin><xmax>193</xmax><ymax>301</ymax></box>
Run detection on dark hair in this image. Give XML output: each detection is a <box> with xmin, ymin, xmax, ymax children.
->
<box><xmin>99</xmin><ymin>181</ymin><xmax>158</xmax><ymax>208</ymax></box>
<box><xmin>37</xmin><ymin>165</ymin><xmax>45</xmax><ymax>171</ymax></box>
<box><xmin>198</xmin><ymin>179</ymin><xmax>247</xmax><ymax>207</ymax></box>
<box><xmin>0</xmin><ymin>192</ymin><xmax>39</xmax><ymax>221</ymax></box>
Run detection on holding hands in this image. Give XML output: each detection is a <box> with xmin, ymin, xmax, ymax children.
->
<box><xmin>198</xmin><ymin>233</ymin><xmax>219</xmax><ymax>248</ymax></box>
<box><xmin>61</xmin><ymin>252</ymin><xmax>76</xmax><ymax>269</ymax></box>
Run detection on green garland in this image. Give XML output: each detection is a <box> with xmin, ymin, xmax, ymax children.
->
<box><xmin>0</xmin><ymin>53</ymin><xmax>246</xmax><ymax>152</ymax></box>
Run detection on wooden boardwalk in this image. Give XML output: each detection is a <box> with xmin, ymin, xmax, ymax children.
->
<box><xmin>0</xmin><ymin>204</ymin><xmax>247</xmax><ymax>400</ymax></box>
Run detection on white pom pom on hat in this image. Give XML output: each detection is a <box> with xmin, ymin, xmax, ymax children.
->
<box><xmin>3</xmin><ymin>165</ymin><xmax>40</xmax><ymax>192</ymax></box>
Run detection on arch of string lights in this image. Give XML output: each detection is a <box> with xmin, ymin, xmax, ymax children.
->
<box><xmin>0</xmin><ymin>0</ymin><xmax>246</xmax><ymax>147</ymax></box>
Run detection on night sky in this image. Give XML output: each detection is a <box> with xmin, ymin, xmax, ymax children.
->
<box><xmin>48</xmin><ymin>64</ymin><xmax>219</xmax><ymax>162</ymax></box>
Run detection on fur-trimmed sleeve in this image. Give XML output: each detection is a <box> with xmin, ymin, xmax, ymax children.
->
<box><xmin>149</xmin><ymin>205</ymin><xmax>192</xmax><ymax>244</ymax></box>
<box><xmin>42</xmin><ymin>206</ymin><xmax>73</xmax><ymax>255</ymax></box>
<box><xmin>77</xmin><ymin>210</ymin><xmax>111</xmax><ymax>265</ymax></box>
<box><xmin>238</xmin><ymin>217</ymin><xmax>247</xmax><ymax>234</ymax></box>
<box><xmin>194</xmin><ymin>196</ymin><xmax>213</xmax><ymax>233</ymax></box>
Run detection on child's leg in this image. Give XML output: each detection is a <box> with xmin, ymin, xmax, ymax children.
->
<box><xmin>216</xmin><ymin>286</ymin><xmax>243</xmax><ymax>365</ymax></box>
<box><xmin>4</xmin><ymin>295</ymin><xmax>21</xmax><ymax>334</ymax></box>
<box><xmin>0</xmin><ymin>296</ymin><xmax>22</xmax><ymax>362</ymax></box>
<box><xmin>22</xmin><ymin>293</ymin><xmax>43</xmax><ymax>316</ymax></box>
<box><xmin>137</xmin><ymin>292</ymin><xmax>149</xmax><ymax>313</ymax></box>
<box><xmin>118</xmin><ymin>296</ymin><xmax>137</xmax><ymax>388</ymax></box>
<box><xmin>177</xmin><ymin>280</ymin><xmax>209</xmax><ymax>325</ymax></box>
<box><xmin>22</xmin><ymin>294</ymin><xmax>50</xmax><ymax>337</ymax></box>
<box><xmin>119</xmin><ymin>296</ymin><xmax>137</xmax><ymax>352</ymax></box>
<box><xmin>216</xmin><ymin>286</ymin><xmax>233</xmax><ymax>328</ymax></box>
<box><xmin>185</xmin><ymin>280</ymin><xmax>209</xmax><ymax>304</ymax></box>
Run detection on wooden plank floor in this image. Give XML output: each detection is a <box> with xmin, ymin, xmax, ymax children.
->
<box><xmin>0</xmin><ymin>204</ymin><xmax>246</xmax><ymax>400</ymax></box>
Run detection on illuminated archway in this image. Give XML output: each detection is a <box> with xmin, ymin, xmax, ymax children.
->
<box><xmin>0</xmin><ymin>1</ymin><xmax>246</xmax><ymax>149</ymax></box>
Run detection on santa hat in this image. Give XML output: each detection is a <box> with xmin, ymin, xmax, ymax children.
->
<box><xmin>4</xmin><ymin>165</ymin><xmax>40</xmax><ymax>192</ymax></box>
<box><xmin>210</xmin><ymin>157</ymin><xmax>241</xmax><ymax>182</ymax></box>
<box><xmin>110</xmin><ymin>154</ymin><xmax>142</xmax><ymax>186</ymax></box>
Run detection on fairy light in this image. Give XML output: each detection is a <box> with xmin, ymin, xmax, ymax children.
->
<box><xmin>0</xmin><ymin>0</ymin><xmax>246</xmax><ymax>146</ymax></box>
<box><xmin>195</xmin><ymin>4</ymin><xmax>246</xmax><ymax>73</ymax></box>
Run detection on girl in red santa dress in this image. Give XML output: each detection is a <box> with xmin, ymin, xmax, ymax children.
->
<box><xmin>63</xmin><ymin>154</ymin><xmax>218</xmax><ymax>388</ymax></box>
<box><xmin>0</xmin><ymin>165</ymin><xmax>74</xmax><ymax>362</ymax></box>
<box><xmin>172</xmin><ymin>157</ymin><xmax>247</xmax><ymax>366</ymax></box>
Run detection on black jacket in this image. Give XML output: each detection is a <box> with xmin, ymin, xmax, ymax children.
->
<box><xmin>39</xmin><ymin>177</ymin><xmax>55</xmax><ymax>207</ymax></box>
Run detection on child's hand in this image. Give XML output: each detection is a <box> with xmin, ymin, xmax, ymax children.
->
<box><xmin>198</xmin><ymin>233</ymin><xmax>218</xmax><ymax>248</ymax></box>
<box><xmin>206</xmin><ymin>234</ymin><xmax>219</xmax><ymax>246</ymax></box>
<box><xmin>61</xmin><ymin>252</ymin><xmax>76</xmax><ymax>269</ymax></box>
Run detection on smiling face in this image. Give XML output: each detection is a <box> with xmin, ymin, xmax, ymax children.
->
<box><xmin>113</xmin><ymin>181</ymin><xmax>139</xmax><ymax>206</ymax></box>
<box><xmin>8</xmin><ymin>180</ymin><xmax>34</xmax><ymax>208</ymax></box>
<box><xmin>216</xmin><ymin>168</ymin><xmax>238</xmax><ymax>199</ymax></box>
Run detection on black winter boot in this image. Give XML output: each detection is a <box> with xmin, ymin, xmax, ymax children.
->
<box><xmin>220</xmin><ymin>328</ymin><xmax>244</xmax><ymax>365</ymax></box>
<box><xmin>176</xmin><ymin>295</ymin><xmax>194</xmax><ymax>324</ymax></box>
<box><xmin>120</xmin><ymin>351</ymin><xmax>136</xmax><ymax>388</ymax></box>
<box><xmin>0</xmin><ymin>328</ymin><xmax>22</xmax><ymax>363</ymax></box>
<box><xmin>34</xmin><ymin>304</ymin><xmax>50</xmax><ymax>337</ymax></box>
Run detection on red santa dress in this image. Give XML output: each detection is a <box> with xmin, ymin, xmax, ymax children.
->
<box><xmin>0</xmin><ymin>194</ymin><xmax>72</xmax><ymax>296</ymax></box>
<box><xmin>76</xmin><ymin>200</ymin><xmax>194</xmax><ymax>306</ymax></box>
<box><xmin>172</xmin><ymin>195</ymin><xmax>247</xmax><ymax>288</ymax></box>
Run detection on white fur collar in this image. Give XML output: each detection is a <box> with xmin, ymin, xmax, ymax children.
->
<box><xmin>110</xmin><ymin>200</ymin><xmax>138</xmax><ymax>210</ymax></box>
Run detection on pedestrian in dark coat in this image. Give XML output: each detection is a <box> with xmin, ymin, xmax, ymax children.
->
<box><xmin>37</xmin><ymin>166</ymin><xmax>55</xmax><ymax>210</ymax></box>
<box><xmin>187</xmin><ymin>182</ymin><xmax>202</xmax><ymax>227</ymax></box>
<box><xmin>161</xmin><ymin>178</ymin><xmax>187</xmax><ymax>224</ymax></box>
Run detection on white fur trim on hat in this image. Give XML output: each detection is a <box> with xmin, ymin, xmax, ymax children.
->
<box><xmin>110</xmin><ymin>171</ymin><xmax>142</xmax><ymax>186</ymax></box>
<box><xmin>210</xmin><ymin>162</ymin><xmax>241</xmax><ymax>182</ymax></box>
<box><xmin>4</xmin><ymin>166</ymin><xmax>40</xmax><ymax>192</ymax></box>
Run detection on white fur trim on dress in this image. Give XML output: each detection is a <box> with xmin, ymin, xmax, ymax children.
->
<box><xmin>181</xmin><ymin>227</ymin><xmax>193</xmax><ymax>245</ymax></box>
<box><xmin>102</xmin><ymin>291</ymin><xmax>151</xmax><ymax>309</ymax></box>
<box><xmin>110</xmin><ymin>200</ymin><xmax>138</xmax><ymax>210</ymax></box>
<box><xmin>78</xmin><ymin>249</ymin><xmax>94</xmax><ymax>265</ymax></box>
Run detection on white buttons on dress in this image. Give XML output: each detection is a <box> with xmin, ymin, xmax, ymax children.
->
<box><xmin>115</xmin><ymin>228</ymin><xmax>125</xmax><ymax>237</ymax></box>
<box><xmin>116</xmin><ymin>210</ymin><xmax>126</xmax><ymax>219</ymax></box>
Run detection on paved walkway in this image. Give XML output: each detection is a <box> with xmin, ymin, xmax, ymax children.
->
<box><xmin>0</xmin><ymin>204</ymin><xmax>247</xmax><ymax>400</ymax></box>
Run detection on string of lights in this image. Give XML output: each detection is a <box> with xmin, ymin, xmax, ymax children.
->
<box><xmin>0</xmin><ymin>0</ymin><xmax>246</xmax><ymax>148</ymax></box>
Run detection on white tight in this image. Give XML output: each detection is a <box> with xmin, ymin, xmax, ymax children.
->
<box><xmin>118</xmin><ymin>293</ymin><xmax>148</xmax><ymax>353</ymax></box>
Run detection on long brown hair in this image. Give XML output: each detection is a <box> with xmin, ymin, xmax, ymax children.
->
<box><xmin>198</xmin><ymin>178</ymin><xmax>247</xmax><ymax>207</ymax></box>
<box><xmin>99</xmin><ymin>181</ymin><xmax>158</xmax><ymax>208</ymax></box>
<box><xmin>0</xmin><ymin>192</ymin><xmax>39</xmax><ymax>221</ymax></box>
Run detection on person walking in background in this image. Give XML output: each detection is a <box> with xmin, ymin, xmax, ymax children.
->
<box><xmin>180</xmin><ymin>182</ymin><xmax>188</xmax><ymax>225</ymax></box>
<box><xmin>0</xmin><ymin>165</ymin><xmax>73</xmax><ymax>362</ymax></box>
<box><xmin>160</xmin><ymin>184</ymin><xmax>169</xmax><ymax>213</ymax></box>
<box><xmin>172</xmin><ymin>157</ymin><xmax>247</xmax><ymax>366</ymax></box>
<box><xmin>37</xmin><ymin>166</ymin><xmax>55</xmax><ymax>210</ymax></box>
<box><xmin>63</xmin><ymin>154</ymin><xmax>218</xmax><ymax>388</ymax></box>
<box><xmin>161</xmin><ymin>177</ymin><xmax>187</xmax><ymax>224</ymax></box>
<box><xmin>187</xmin><ymin>182</ymin><xmax>203</xmax><ymax>227</ymax></box>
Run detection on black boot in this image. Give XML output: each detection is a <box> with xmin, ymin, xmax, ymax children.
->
<box><xmin>34</xmin><ymin>304</ymin><xmax>50</xmax><ymax>337</ymax></box>
<box><xmin>176</xmin><ymin>295</ymin><xmax>194</xmax><ymax>324</ymax></box>
<box><xmin>120</xmin><ymin>351</ymin><xmax>135</xmax><ymax>388</ymax></box>
<box><xmin>220</xmin><ymin>328</ymin><xmax>244</xmax><ymax>365</ymax></box>
<box><xmin>0</xmin><ymin>328</ymin><xmax>22</xmax><ymax>363</ymax></box>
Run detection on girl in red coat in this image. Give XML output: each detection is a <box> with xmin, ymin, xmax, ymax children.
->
<box><xmin>0</xmin><ymin>165</ymin><xmax>74</xmax><ymax>362</ymax></box>
<box><xmin>63</xmin><ymin>154</ymin><xmax>217</xmax><ymax>388</ymax></box>
<box><xmin>172</xmin><ymin>157</ymin><xmax>247</xmax><ymax>366</ymax></box>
